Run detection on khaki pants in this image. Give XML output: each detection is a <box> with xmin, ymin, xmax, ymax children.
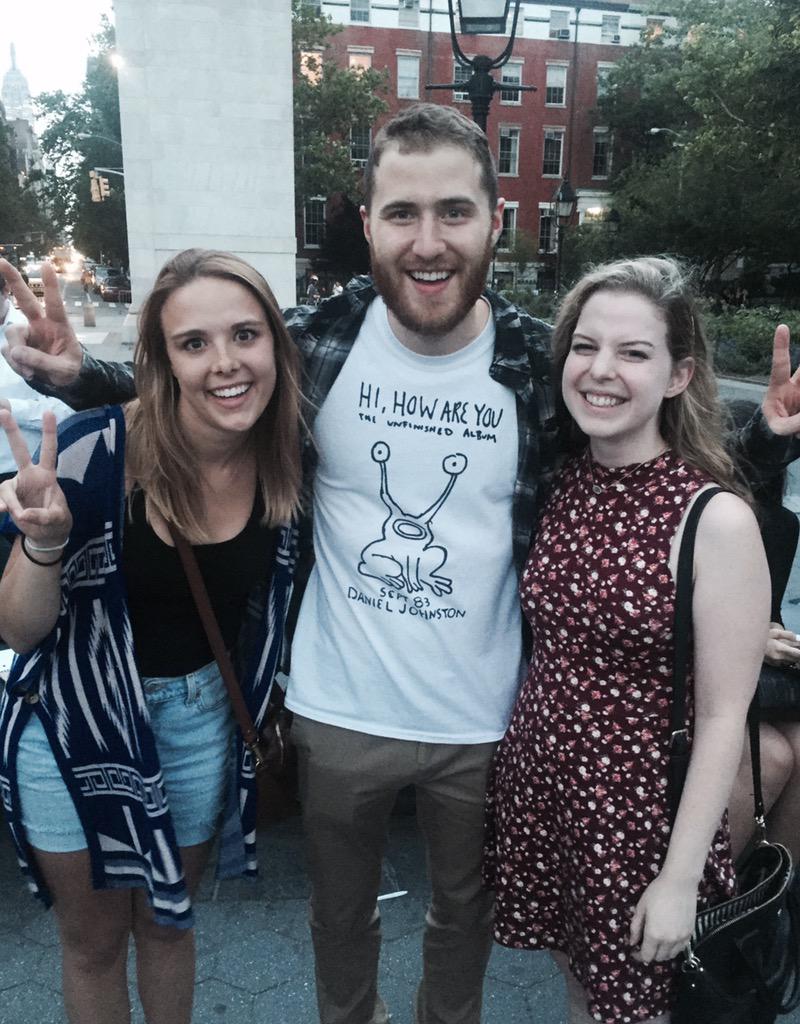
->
<box><xmin>292</xmin><ymin>716</ymin><xmax>497</xmax><ymax>1024</ymax></box>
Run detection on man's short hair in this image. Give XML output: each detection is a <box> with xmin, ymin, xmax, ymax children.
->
<box><xmin>362</xmin><ymin>103</ymin><xmax>498</xmax><ymax>212</ymax></box>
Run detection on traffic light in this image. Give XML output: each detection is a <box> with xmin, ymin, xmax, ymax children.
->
<box><xmin>99</xmin><ymin>176</ymin><xmax>110</xmax><ymax>200</ymax></box>
<box><xmin>90</xmin><ymin>170</ymin><xmax>101</xmax><ymax>202</ymax></box>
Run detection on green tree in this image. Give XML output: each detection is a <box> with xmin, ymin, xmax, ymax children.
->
<box><xmin>0</xmin><ymin>116</ymin><xmax>56</xmax><ymax>255</ymax></box>
<box><xmin>36</xmin><ymin>18</ymin><xmax>128</xmax><ymax>265</ymax></box>
<box><xmin>292</xmin><ymin>0</ymin><xmax>388</xmax><ymax>264</ymax></box>
<box><xmin>594</xmin><ymin>0</ymin><xmax>800</xmax><ymax>292</ymax></box>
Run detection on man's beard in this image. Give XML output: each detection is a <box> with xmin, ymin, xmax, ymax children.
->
<box><xmin>370</xmin><ymin>234</ymin><xmax>494</xmax><ymax>339</ymax></box>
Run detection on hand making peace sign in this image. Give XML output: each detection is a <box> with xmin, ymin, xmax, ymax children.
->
<box><xmin>0</xmin><ymin>258</ymin><xmax>84</xmax><ymax>387</ymax></box>
<box><xmin>0</xmin><ymin>409</ymin><xmax>72</xmax><ymax>548</ymax></box>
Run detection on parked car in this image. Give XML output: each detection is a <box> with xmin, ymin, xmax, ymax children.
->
<box><xmin>92</xmin><ymin>266</ymin><xmax>121</xmax><ymax>294</ymax></box>
<box><xmin>100</xmin><ymin>273</ymin><xmax>131</xmax><ymax>303</ymax></box>
<box><xmin>22</xmin><ymin>262</ymin><xmax>44</xmax><ymax>297</ymax></box>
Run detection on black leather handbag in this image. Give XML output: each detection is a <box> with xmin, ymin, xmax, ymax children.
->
<box><xmin>758</xmin><ymin>662</ymin><xmax>800</xmax><ymax>718</ymax></box>
<box><xmin>667</xmin><ymin>489</ymin><xmax>800</xmax><ymax>1024</ymax></box>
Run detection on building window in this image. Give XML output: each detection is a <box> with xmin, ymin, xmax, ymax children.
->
<box><xmin>303</xmin><ymin>0</ymin><xmax>322</xmax><ymax>11</ymax></box>
<box><xmin>498</xmin><ymin>205</ymin><xmax>518</xmax><ymax>251</ymax></box>
<box><xmin>498</xmin><ymin>127</ymin><xmax>520</xmax><ymax>176</ymax></box>
<box><xmin>538</xmin><ymin>208</ymin><xmax>555</xmax><ymax>253</ymax></box>
<box><xmin>350</xmin><ymin>124</ymin><xmax>371</xmax><ymax>167</ymax></box>
<box><xmin>542</xmin><ymin>128</ymin><xmax>564</xmax><ymax>176</ymax></box>
<box><xmin>545</xmin><ymin>64</ymin><xmax>567</xmax><ymax>106</ymax></box>
<box><xmin>351</xmin><ymin>0</ymin><xmax>370</xmax><ymax>23</ymax></box>
<box><xmin>397</xmin><ymin>53</ymin><xmax>420</xmax><ymax>99</ymax></box>
<box><xmin>644</xmin><ymin>17</ymin><xmax>664</xmax><ymax>41</ymax></box>
<box><xmin>304</xmin><ymin>198</ymin><xmax>326</xmax><ymax>248</ymax></box>
<box><xmin>549</xmin><ymin>10</ymin><xmax>570</xmax><ymax>40</ymax></box>
<box><xmin>349</xmin><ymin>50</ymin><xmax>373</xmax><ymax>72</ymax></box>
<box><xmin>453</xmin><ymin>62</ymin><xmax>470</xmax><ymax>103</ymax></box>
<box><xmin>398</xmin><ymin>0</ymin><xmax>419</xmax><ymax>27</ymax></box>
<box><xmin>602</xmin><ymin>15</ymin><xmax>621</xmax><ymax>44</ymax></box>
<box><xmin>500</xmin><ymin>62</ymin><xmax>522</xmax><ymax>104</ymax></box>
<box><xmin>592</xmin><ymin>129</ymin><xmax>611</xmax><ymax>178</ymax></box>
<box><xmin>596</xmin><ymin>63</ymin><xmax>614</xmax><ymax>98</ymax></box>
<box><xmin>299</xmin><ymin>50</ymin><xmax>323</xmax><ymax>84</ymax></box>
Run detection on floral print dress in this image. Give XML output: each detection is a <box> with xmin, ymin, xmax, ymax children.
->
<box><xmin>484</xmin><ymin>449</ymin><xmax>736</xmax><ymax>1023</ymax></box>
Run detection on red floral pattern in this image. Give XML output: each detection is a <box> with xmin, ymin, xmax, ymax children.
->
<box><xmin>484</xmin><ymin>450</ymin><xmax>736</xmax><ymax>1023</ymax></box>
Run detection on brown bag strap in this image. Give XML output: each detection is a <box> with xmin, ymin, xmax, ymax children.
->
<box><xmin>167</xmin><ymin>524</ymin><xmax>262</xmax><ymax>754</ymax></box>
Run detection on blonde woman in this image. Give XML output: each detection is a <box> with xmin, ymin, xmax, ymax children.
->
<box><xmin>484</xmin><ymin>258</ymin><xmax>770</xmax><ymax>1024</ymax></box>
<box><xmin>0</xmin><ymin>250</ymin><xmax>302</xmax><ymax>1024</ymax></box>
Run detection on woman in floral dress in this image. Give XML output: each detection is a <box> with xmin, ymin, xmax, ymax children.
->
<box><xmin>484</xmin><ymin>257</ymin><xmax>770</xmax><ymax>1023</ymax></box>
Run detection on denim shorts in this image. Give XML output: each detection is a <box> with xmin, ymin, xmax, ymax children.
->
<box><xmin>16</xmin><ymin>659</ymin><xmax>234</xmax><ymax>852</ymax></box>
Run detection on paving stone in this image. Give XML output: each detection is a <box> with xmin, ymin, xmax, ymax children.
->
<box><xmin>192</xmin><ymin>977</ymin><xmax>255</xmax><ymax>1022</ymax></box>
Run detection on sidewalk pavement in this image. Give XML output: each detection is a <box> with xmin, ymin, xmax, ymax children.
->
<box><xmin>0</xmin><ymin>799</ymin><xmax>565</xmax><ymax>1024</ymax></box>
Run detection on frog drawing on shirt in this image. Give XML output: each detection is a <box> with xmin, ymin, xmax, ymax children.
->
<box><xmin>358</xmin><ymin>441</ymin><xmax>467</xmax><ymax>597</ymax></box>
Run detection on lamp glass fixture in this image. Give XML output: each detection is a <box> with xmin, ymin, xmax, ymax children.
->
<box><xmin>456</xmin><ymin>0</ymin><xmax>512</xmax><ymax>34</ymax></box>
<box><xmin>555</xmin><ymin>179</ymin><xmax>577</xmax><ymax>219</ymax></box>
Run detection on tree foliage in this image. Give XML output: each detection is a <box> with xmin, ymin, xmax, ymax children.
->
<box><xmin>0</xmin><ymin>115</ymin><xmax>56</xmax><ymax>254</ymax></box>
<box><xmin>292</xmin><ymin>0</ymin><xmax>388</xmax><ymax>205</ymax></box>
<box><xmin>36</xmin><ymin>17</ymin><xmax>128</xmax><ymax>265</ymax></box>
<box><xmin>586</xmin><ymin>0</ymin><xmax>800</xmax><ymax>292</ymax></box>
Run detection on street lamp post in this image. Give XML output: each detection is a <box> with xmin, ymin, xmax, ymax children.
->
<box><xmin>647</xmin><ymin>127</ymin><xmax>687</xmax><ymax>200</ymax></box>
<box><xmin>426</xmin><ymin>0</ymin><xmax>536</xmax><ymax>133</ymax></box>
<box><xmin>77</xmin><ymin>132</ymin><xmax>123</xmax><ymax>149</ymax></box>
<box><xmin>553</xmin><ymin>178</ymin><xmax>577</xmax><ymax>294</ymax></box>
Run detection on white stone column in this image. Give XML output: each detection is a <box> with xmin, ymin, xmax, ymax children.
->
<box><xmin>113</xmin><ymin>0</ymin><xmax>295</xmax><ymax>327</ymax></box>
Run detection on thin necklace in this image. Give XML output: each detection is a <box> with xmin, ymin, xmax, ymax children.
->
<box><xmin>586</xmin><ymin>447</ymin><xmax>670</xmax><ymax>495</ymax></box>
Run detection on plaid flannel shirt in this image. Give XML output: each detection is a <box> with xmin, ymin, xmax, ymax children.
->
<box><xmin>284</xmin><ymin>275</ymin><xmax>559</xmax><ymax>581</ymax></box>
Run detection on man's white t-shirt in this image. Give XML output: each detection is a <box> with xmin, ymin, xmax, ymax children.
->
<box><xmin>287</xmin><ymin>297</ymin><xmax>524</xmax><ymax>744</ymax></box>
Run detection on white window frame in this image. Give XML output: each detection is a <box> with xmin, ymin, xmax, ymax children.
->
<box><xmin>498</xmin><ymin>126</ymin><xmax>520</xmax><ymax>176</ymax></box>
<box><xmin>545</xmin><ymin>63</ymin><xmax>568</xmax><ymax>107</ymax></box>
<box><xmin>596</xmin><ymin>62</ymin><xmax>615</xmax><ymax>99</ymax></box>
<box><xmin>453</xmin><ymin>61</ymin><xmax>471</xmax><ymax>103</ymax></box>
<box><xmin>498</xmin><ymin>202</ymin><xmax>519</xmax><ymax>252</ymax></box>
<box><xmin>396</xmin><ymin>51</ymin><xmax>420</xmax><ymax>99</ymax></box>
<box><xmin>601</xmin><ymin>14</ymin><xmax>621</xmax><ymax>44</ymax></box>
<box><xmin>350</xmin><ymin>124</ymin><xmax>371</xmax><ymax>168</ymax></box>
<box><xmin>549</xmin><ymin>9</ymin><xmax>570</xmax><ymax>40</ymax></box>
<box><xmin>398</xmin><ymin>0</ymin><xmax>419</xmax><ymax>27</ymax></box>
<box><xmin>591</xmin><ymin>128</ymin><xmax>612</xmax><ymax>179</ymax></box>
<box><xmin>538</xmin><ymin>203</ymin><xmax>555</xmax><ymax>253</ymax></box>
<box><xmin>500</xmin><ymin>61</ymin><xmax>523</xmax><ymax>105</ymax></box>
<box><xmin>304</xmin><ymin>196</ymin><xmax>326</xmax><ymax>249</ymax></box>
<box><xmin>350</xmin><ymin>0</ymin><xmax>370</xmax><ymax>24</ymax></box>
<box><xmin>542</xmin><ymin>127</ymin><xmax>564</xmax><ymax>177</ymax></box>
<box><xmin>348</xmin><ymin>47</ymin><xmax>374</xmax><ymax>73</ymax></box>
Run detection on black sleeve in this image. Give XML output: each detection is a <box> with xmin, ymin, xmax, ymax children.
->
<box><xmin>28</xmin><ymin>350</ymin><xmax>136</xmax><ymax>410</ymax></box>
<box><xmin>729</xmin><ymin>409</ymin><xmax>800</xmax><ymax>490</ymax></box>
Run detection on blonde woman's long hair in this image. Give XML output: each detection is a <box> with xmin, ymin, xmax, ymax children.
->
<box><xmin>551</xmin><ymin>256</ymin><xmax>746</xmax><ymax>497</ymax></box>
<box><xmin>125</xmin><ymin>248</ymin><xmax>303</xmax><ymax>542</ymax></box>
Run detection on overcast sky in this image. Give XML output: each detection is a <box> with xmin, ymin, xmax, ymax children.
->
<box><xmin>4</xmin><ymin>0</ymin><xmax>114</xmax><ymax>99</ymax></box>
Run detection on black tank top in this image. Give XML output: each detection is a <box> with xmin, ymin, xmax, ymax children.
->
<box><xmin>122</xmin><ymin>489</ymin><xmax>277</xmax><ymax>677</ymax></box>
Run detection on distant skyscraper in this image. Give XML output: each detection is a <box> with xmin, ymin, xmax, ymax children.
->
<box><xmin>2</xmin><ymin>44</ymin><xmax>35</xmax><ymax>123</ymax></box>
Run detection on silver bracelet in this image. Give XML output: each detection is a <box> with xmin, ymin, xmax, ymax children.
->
<box><xmin>25</xmin><ymin>536</ymin><xmax>70</xmax><ymax>553</ymax></box>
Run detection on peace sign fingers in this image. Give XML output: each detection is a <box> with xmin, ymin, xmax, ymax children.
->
<box><xmin>37</xmin><ymin>411</ymin><xmax>60</xmax><ymax>473</ymax></box>
<box><xmin>0</xmin><ymin>258</ymin><xmax>44</xmax><ymax>325</ymax></box>
<box><xmin>0</xmin><ymin>409</ymin><xmax>71</xmax><ymax>544</ymax></box>
<box><xmin>41</xmin><ymin>262</ymin><xmax>70</xmax><ymax>325</ymax></box>
<box><xmin>0</xmin><ymin>408</ymin><xmax>34</xmax><ymax>473</ymax></box>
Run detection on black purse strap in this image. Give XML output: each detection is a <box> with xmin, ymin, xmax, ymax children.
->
<box><xmin>669</xmin><ymin>486</ymin><xmax>766</xmax><ymax>830</ymax></box>
<box><xmin>166</xmin><ymin>523</ymin><xmax>267</xmax><ymax>770</ymax></box>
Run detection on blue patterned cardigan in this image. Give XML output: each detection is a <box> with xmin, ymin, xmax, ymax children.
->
<box><xmin>0</xmin><ymin>405</ymin><xmax>297</xmax><ymax>928</ymax></box>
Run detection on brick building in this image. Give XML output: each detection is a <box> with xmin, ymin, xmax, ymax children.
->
<box><xmin>298</xmin><ymin>1</ymin><xmax>667</xmax><ymax>293</ymax></box>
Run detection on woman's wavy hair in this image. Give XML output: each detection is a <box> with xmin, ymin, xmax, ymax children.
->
<box><xmin>552</xmin><ymin>256</ymin><xmax>746</xmax><ymax>496</ymax></box>
<box><xmin>125</xmin><ymin>248</ymin><xmax>302</xmax><ymax>541</ymax></box>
